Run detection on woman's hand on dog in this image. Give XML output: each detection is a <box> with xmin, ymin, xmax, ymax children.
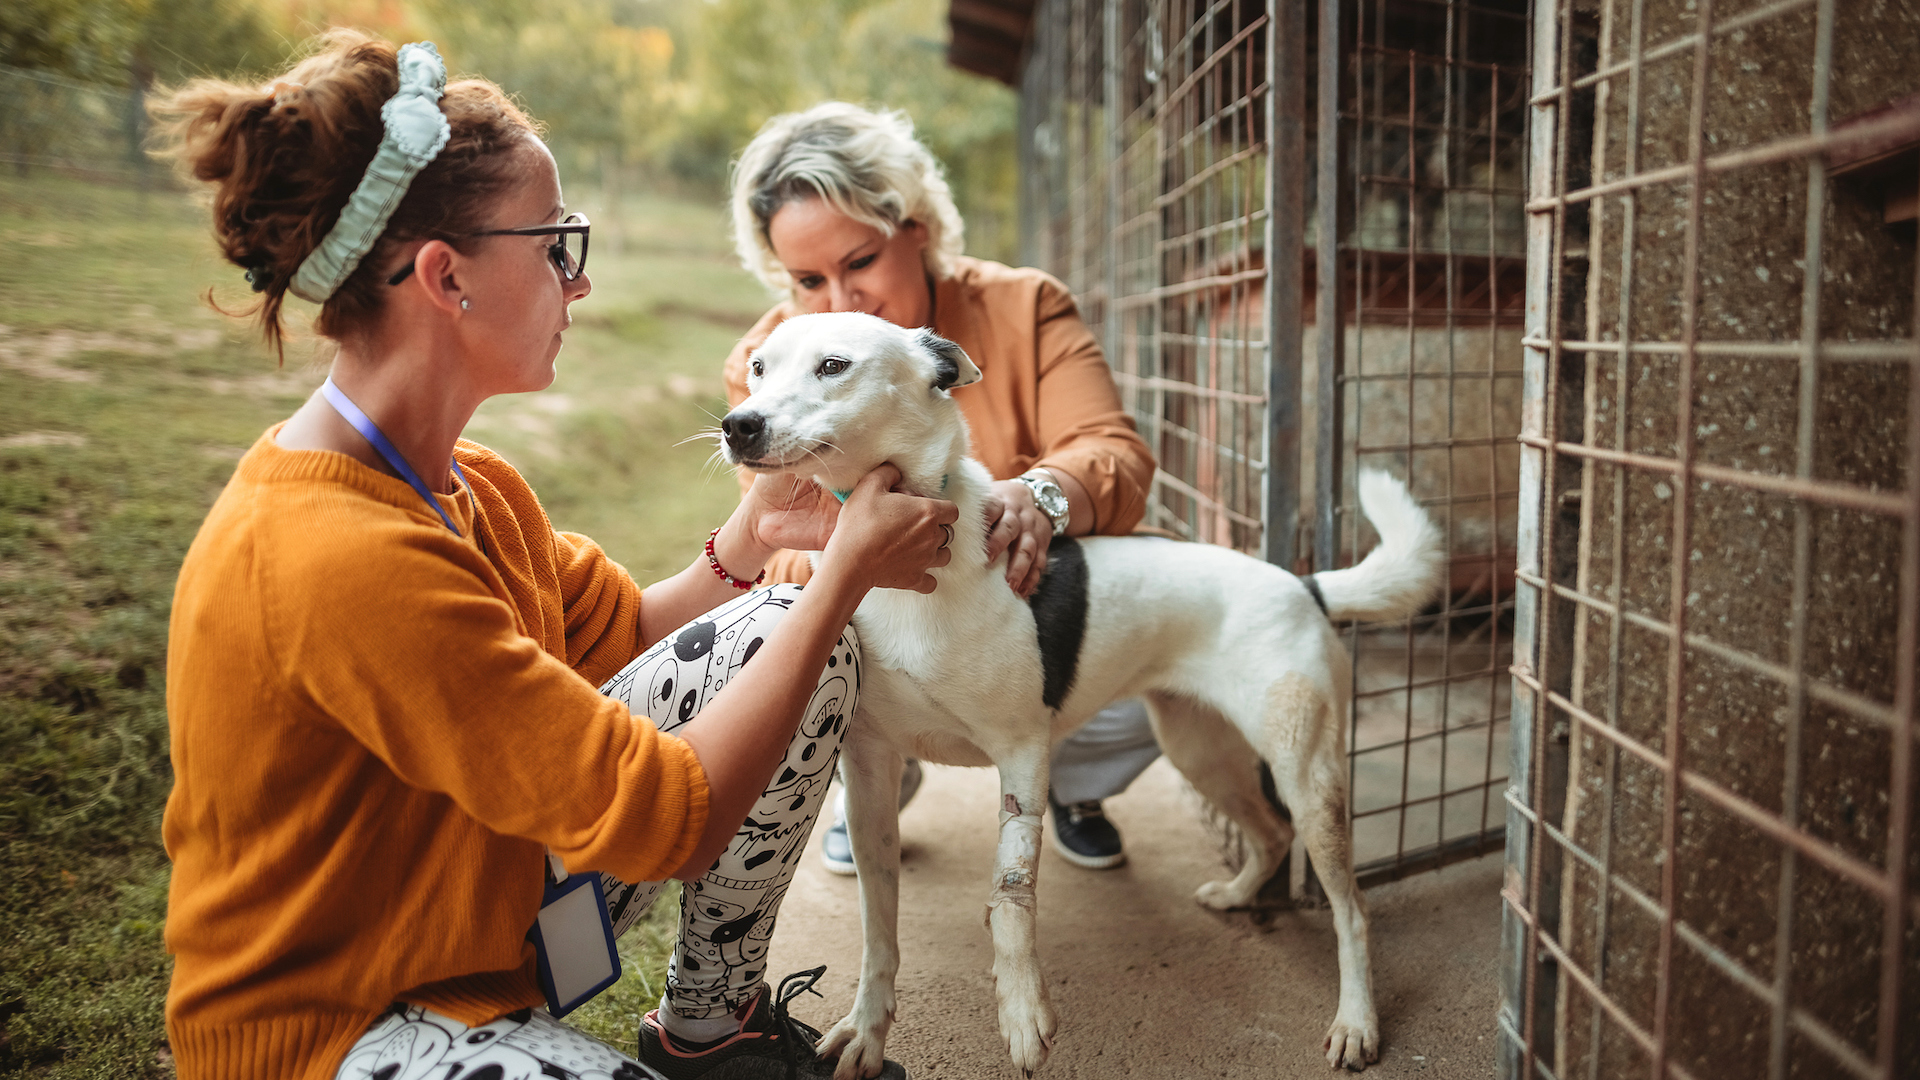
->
<box><xmin>748</xmin><ymin>465</ymin><xmax>955</xmax><ymax>595</ymax></box>
<box><xmin>823</xmin><ymin>464</ymin><xmax>957</xmax><ymax>594</ymax></box>
<box><xmin>740</xmin><ymin>472</ymin><xmax>846</xmax><ymax>555</ymax></box>
<box><xmin>983</xmin><ymin>479</ymin><xmax>1050</xmax><ymax>599</ymax></box>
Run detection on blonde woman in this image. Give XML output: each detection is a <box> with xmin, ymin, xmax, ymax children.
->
<box><xmin>722</xmin><ymin>102</ymin><xmax>1162</xmax><ymax>874</ymax></box>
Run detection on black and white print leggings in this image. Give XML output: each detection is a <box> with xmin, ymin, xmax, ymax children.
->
<box><xmin>335</xmin><ymin>584</ymin><xmax>857</xmax><ymax>1079</ymax></box>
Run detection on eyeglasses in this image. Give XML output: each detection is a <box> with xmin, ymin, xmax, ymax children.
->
<box><xmin>387</xmin><ymin>212</ymin><xmax>591</xmax><ymax>286</ymax></box>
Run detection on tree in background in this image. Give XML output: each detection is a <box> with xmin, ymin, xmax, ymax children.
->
<box><xmin>413</xmin><ymin>0</ymin><xmax>674</xmax><ymax>178</ymax></box>
<box><xmin>2</xmin><ymin>0</ymin><xmax>281</xmax><ymax>85</ymax></box>
<box><xmin>2</xmin><ymin>0</ymin><xmax>1017</xmax><ymax>264</ymax></box>
<box><xmin>665</xmin><ymin>0</ymin><xmax>1016</xmax><ymax>265</ymax></box>
<box><xmin>421</xmin><ymin>0</ymin><xmax>1015</xmax><ymax>265</ymax></box>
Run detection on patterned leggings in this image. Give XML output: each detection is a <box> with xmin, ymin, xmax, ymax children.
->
<box><xmin>334</xmin><ymin>584</ymin><xmax>857</xmax><ymax>1079</ymax></box>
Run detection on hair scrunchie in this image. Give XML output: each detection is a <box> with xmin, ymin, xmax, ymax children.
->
<box><xmin>285</xmin><ymin>41</ymin><xmax>452</xmax><ymax>304</ymax></box>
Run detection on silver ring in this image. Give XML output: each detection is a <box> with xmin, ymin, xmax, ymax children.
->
<box><xmin>939</xmin><ymin>523</ymin><xmax>953</xmax><ymax>549</ymax></box>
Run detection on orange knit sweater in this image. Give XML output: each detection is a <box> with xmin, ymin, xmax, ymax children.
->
<box><xmin>162</xmin><ymin>428</ymin><xmax>710</xmax><ymax>1080</ymax></box>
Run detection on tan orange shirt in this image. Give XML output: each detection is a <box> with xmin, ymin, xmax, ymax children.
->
<box><xmin>725</xmin><ymin>256</ymin><xmax>1156</xmax><ymax>583</ymax></box>
<box><xmin>163</xmin><ymin>429</ymin><xmax>710</xmax><ymax>1080</ymax></box>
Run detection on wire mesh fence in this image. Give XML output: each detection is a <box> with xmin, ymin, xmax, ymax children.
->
<box><xmin>1501</xmin><ymin>0</ymin><xmax>1919</xmax><ymax>1076</ymax></box>
<box><xmin>0</xmin><ymin>65</ymin><xmax>156</xmax><ymax>184</ymax></box>
<box><xmin>1024</xmin><ymin>0</ymin><xmax>1279</xmax><ymax>554</ymax></box>
<box><xmin>1326</xmin><ymin>0</ymin><xmax>1531</xmax><ymax>887</ymax></box>
<box><xmin>1018</xmin><ymin>0</ymin><xmax>1530</xmax><ymax>893</ymax></box>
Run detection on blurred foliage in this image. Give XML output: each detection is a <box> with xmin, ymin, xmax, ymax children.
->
<box><xmin>651</xmin><ymin>0</ymin><xmax>1018</xmax><ymax>262</ymax></box>
<box><xmin>3</xmin><ymin>0</ymin><xmax>1018</xmax><ymax>263</ymax></box>
<box><xmin>0</xmin><ymin>0</ymin><xmax>280</xmax><ymax>84</ymax></box>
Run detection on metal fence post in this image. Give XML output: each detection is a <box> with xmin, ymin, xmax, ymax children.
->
<box><xmin>1498</xmin><ymin>1</ymin><xmax>1560</xmax><ymax>1074</ymax></box>
<box><xmin>1265</xmin><ymin>0</ymin><xmax>1306</xmax><ymax>575</ymax></box>
<box><xmin>1313</xmin><ymin>0</ymin><xmax>1346</xmax><ymax>577</ymax></box>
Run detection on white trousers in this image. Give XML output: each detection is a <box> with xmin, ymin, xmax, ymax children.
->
<box><xmin>1048</xmin><ymin>697</ymin><xmax>1162</xmax><ymax>805</ymax></box>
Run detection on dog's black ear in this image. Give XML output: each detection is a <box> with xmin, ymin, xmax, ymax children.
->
<box><xmin>916</xmin><ymin>328</ymin><xmax>983</xmax><ymax>391</ymax></box>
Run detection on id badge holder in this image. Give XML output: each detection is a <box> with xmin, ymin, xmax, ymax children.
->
<box><xmin>526</xmin><ymin>851</ymin><xmax>621</xmax><ymax>1018</ymax></box>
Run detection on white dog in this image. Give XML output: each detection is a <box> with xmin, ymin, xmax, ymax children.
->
<box><xmin>719</xmin><ymin>311</ymin><xmax>1442</xmax><ymax>1076</ymax></box>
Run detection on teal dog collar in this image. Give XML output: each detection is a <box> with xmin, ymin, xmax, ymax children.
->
<box><xmin>830</xmin><ymin>474</ymin><xmax>948</xmax><ymax>503</ymax></box>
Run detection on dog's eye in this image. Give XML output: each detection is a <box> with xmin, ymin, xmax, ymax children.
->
<box><xmin>818</xmin><ymin>357</ymin><xmax>850</xmax><ymax>377</ymax></box>
<box><xmin>750</xmin><ymin>359</ymin><xmax>763</xmax><ymax>378</ymax></box>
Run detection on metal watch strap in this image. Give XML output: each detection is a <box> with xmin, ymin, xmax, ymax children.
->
<box><xmin>1018</xmin><ymin>470</ymin><xmax>1071</xmax><ymax>536</ymax></box>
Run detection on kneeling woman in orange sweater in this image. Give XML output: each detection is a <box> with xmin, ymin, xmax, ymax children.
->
<box><xmin>156</xmin><ymin>31</ymin><xmax>949</xmax><ymax>1080</ymax></box>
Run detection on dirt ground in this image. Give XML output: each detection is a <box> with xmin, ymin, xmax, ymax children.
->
<box><xmin>773</xmin><ymin>757</ymin><xmax>1507</xmax><ymax>1079</ymax></box>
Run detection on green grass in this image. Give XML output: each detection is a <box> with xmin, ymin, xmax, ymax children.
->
<box><xmin>0</xmin><ymin>171</ymin><xmax>775</xmax><ymax>1076</ymax></box>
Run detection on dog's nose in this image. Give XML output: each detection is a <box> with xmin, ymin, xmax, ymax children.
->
<box><xmin>721</xmin><ymin>411</ymin><xmax>766</xmax><ymax>455</ymax></box>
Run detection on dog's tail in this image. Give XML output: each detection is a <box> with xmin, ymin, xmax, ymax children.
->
<box><xmin>1307</xmin><ymin>469</ymin><xmax>1444</xmax><ymax>623</ymax></box>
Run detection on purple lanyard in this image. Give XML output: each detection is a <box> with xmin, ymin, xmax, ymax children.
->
<box><xmin>320</xmin><ymin>376</ymin><xmax>470</xmax><ymax>536</ymax></box>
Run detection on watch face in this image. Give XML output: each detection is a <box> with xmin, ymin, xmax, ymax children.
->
<box><xmin>1023</xmin><ymin>475</ymin><xmax>1069</xmax><ymax>533</ymax></box>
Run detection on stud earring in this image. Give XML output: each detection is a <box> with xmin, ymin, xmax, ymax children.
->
<box><xmin>460</xmin><ymin>298</ymin><xmax>470</xmax><ymax>310</ymax></box>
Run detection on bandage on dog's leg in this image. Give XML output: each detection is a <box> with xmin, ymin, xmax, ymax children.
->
<box><xmin>818</xmin><ymin>727</ymin><xmax>904</xmax><ymax>1080</ymax></box>
<box><xmin>986</xmin><ymin>755</ymin><xmax>1058</xmax><ymax>1075</ymax></box>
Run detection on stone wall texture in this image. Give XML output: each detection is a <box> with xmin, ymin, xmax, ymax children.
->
<box><xmin>1549</xmin><ymin>1</ymin><xmax>1920</xmax><ymax>1075</ymax></box>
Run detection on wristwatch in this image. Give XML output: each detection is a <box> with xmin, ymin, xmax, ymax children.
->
<box><xmin>1016</xmin><ymin>469</ymin><xmax>1071</xmax><ymax>536</ymax></box>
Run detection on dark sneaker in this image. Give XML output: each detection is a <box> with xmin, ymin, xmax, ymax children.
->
<box><xmin>818</xmin><ymin>818</ymin><xmax>857</xmax><ymax>876</ymax></box>
<box><xmin>637</xmin><ymin>967</ymin><xmax>908</xmax><ymax>1080</ymax></box>
<box><xmin>1049</xmin><ymin>794</ymin><xmax>1126</xmax><ymax>869</ymax></box>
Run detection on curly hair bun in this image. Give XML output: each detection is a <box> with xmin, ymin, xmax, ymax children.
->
<box><xmin>152</xmin><ymin>29</ymin><xmax>542</xmax><ymax>358</ymax></box>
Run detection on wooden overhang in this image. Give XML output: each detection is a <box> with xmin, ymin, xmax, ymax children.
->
<box><xmin>946</xmin><ymin>0</ymin><xmax>1038</xmax><ymax>86</ymax></box>
<box><xmin>1828</xmin><ymin>93</ymin><xmax>1920</xmax><ymax>226</ymax></box>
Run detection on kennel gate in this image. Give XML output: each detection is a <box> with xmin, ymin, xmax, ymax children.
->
<box><xmin>1500</xmin><ymin>0</ymin><xmax>1920</xmax><ymax>1077</ymax></box>
<box><xmin>990</xmin><ymin>0</ymin><xmax>1532</xmax><ymax>897</ymax></box>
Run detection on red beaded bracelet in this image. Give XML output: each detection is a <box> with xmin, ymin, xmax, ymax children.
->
<box><xmin>705</xmin><ymin>527</ymin><xmax>765</xmax><ymax>589</ymax></box>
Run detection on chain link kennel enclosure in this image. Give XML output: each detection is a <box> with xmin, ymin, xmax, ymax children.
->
<box><xmin>1002</xmin><ymin>0</ymin><xmax>1530</xmax><ymax>893</ymax></box>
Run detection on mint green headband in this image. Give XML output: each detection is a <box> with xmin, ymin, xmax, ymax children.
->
<box><xmin>286</xmin><ymin>41</ymin><xmax>452</xmax><ymax>304</ymax></box>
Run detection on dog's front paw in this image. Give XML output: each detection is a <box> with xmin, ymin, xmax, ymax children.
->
<box><xmin>1194</xmin><ymin>877</ymin><xmax>1257</xmax><ymax>911</ymax></box>
<box><xmin>820</xmin><ymin>1012</ymin><xmax>893</xmax><ymax>1080</ymax></box>
<box><xmin>997</xmin><ymin>994</ymin><xmax>1058</xmax><ymax>1076</ymax></box>
<box><xmin>1322</xmin><ymin>1012</ymin><xmax>1379</xmax><ymax>1071</ymax></box>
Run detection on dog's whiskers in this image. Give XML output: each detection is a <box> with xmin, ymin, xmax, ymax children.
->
<box><xmin>798</xmin><ymin>439</ymin><xmax>844</xmax><ymax>475</ymax></box>
<box><xmin>675</xmin><ymin>426</ymin><xmax>725</xmax><ymax>450</ymax></box>
<box><xmin>698</xmin><ymin>446</ymin><xmax>736</xmax><ymax>482</ymax></box>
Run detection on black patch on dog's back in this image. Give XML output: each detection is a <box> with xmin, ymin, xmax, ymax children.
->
<box><xmin>1027</xmin><ymin>535</ymin><xmax>1088</xmax><ymax>710</ymax></box>
<box><xmin>1302</xmin><ymin>574</ymin><xmax>1329</xmax><ymax>616</ymax></box>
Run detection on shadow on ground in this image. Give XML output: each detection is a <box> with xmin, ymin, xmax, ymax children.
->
<box><xmin>776</xmin><ymin>757</ymin><xmax>1503</xmax><ymax>1078</ymax></box>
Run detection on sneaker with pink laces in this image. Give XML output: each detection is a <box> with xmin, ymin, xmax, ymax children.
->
<box><xmin>636</xmin><ymin>967</ymin><xmax>908</xmax><ymax>1080</ymax></box>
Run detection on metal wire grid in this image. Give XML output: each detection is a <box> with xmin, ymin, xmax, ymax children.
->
<box><xmin>1024</xmin><ymin>0</ymin><xmax>1275</xmax><ymax>552</ymax></box>
<box><xmin>0</xmin><ymin>65</ymin><xmax>154</xmax><ymax>183</ymax></box>
<box><xmin>1501</xmin><ymin>0</ymin><xmax>1918</xmax><ymax>1077</ymax></box>
<box><xmin>1018</xmin><ymin>0</ymin><xmax>1534</xmax><ymax>890</ymax></box>
<box><xmin>1323</xmin><ymin>0</ymin><xmax>1531</xmax><ymax>885</ymax></box>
